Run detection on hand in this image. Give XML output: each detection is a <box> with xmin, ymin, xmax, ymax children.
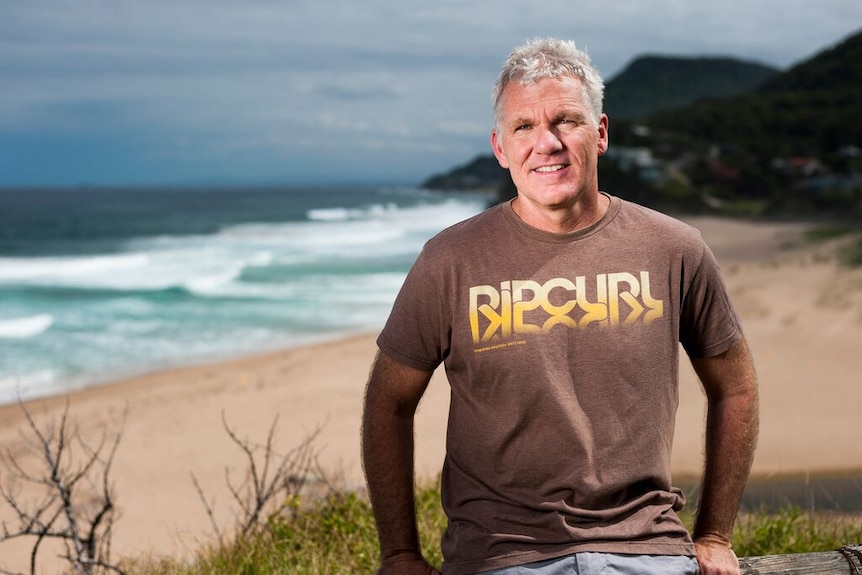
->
<box><xmin>695</xmin><ymin>535</ymin><xmax>739</xmax><ymax>575</ymax></box>
<box><xmin>377</xmin><ymin>551</ymin><xmax>442</xmax><ymax>575</ymax></box>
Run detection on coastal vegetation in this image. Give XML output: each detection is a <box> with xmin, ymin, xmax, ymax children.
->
<box><xmin>124</xmin><ymin>485</ymin><xmax>862</xmax><ymax>575</ymax></box>
<box><xmin>803</xmin><ymin>225</ymin><xmax>862</xmax><ymax>267</ymax></box>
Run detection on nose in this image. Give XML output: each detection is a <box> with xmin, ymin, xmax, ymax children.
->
<box><xmin>534</xmin><ymin>125</ymin><xmax>563</xmax><ymax>154</ymax></box>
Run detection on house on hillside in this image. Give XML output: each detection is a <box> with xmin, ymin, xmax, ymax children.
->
<box><xmin>602</xmin><ymin>146</ymin><xmax>665</xmax><ymax>184</ymax></box>
<box><xmin>771</xmin><ymin>156</ymin><xmax>825</xmax><ymax>179</ymax></box>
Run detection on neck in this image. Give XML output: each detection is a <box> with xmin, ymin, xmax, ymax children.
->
<box><xmin>512</xmin><ymin>193</ymin><xmax>610</xmax><ymax>234</ymax></box>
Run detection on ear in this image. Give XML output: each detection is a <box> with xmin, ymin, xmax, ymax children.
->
<box><xmin>597</xmin><ymin>114</ymin><xmax>609</xmax><ymax>157</ymax></box>
<box><xmin>490</xmin><ymin>129</ymin><xmax>510</xmax><ymax>169</ymax></box>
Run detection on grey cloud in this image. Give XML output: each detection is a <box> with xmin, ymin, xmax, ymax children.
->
<box><xmin>311</xmin><ymin>83</ymin><xmax>401</xmax><ymax>102</ymax></box>
<box><xmin>0</xmin><ymin>0</ymin><xmax>860</xmax><ymax>185</ymax></box>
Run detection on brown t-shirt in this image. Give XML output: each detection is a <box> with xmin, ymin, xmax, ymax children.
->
<box><xmin>377</xmin><ymin>195</ymin><xmax>742</xmax><ymax>575</ymax></box>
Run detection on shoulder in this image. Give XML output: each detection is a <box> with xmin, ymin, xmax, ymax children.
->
<box><xmin>419</xmin><ymin>201</ymin><xmax>509</xmax><ymax>260</ymax></box>
<box><xmin>610</xmin><ymin>197</ymin><xmax>707</xmax><ymax>257</ymax></box>
<box><xmin>614</xmin><ymin>197</ymin><xmax>702</xmax><ymax>238</ymax></box>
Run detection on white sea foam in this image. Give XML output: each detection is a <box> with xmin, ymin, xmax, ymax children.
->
<box><xmin>182</xmin><ymin>279</ymin><xmax>301</xmax><ymax>300</ymax></box>
<box><xmin>128</xmin><ymin>198</ymin><xmax>487</xmax><ymax>269</ymax></box>
<box><xmin>247</xmin><ymin>251</ymin><xmax>274</xmax><ymax>266</ymax></box>
<box><xmin>306</xmin><ymin>202</ymin><xmax>400</xmax><ymax>222</ymax></box>
<box><xmin>0</xmin><ymin>314</ymin><xmax>54</xmax><ymax>339</ymax></box>
<box><xmin>0</xmin><ymin>253</ymin><xmax>150</xmax><ymax>283</ymax></box>
<box><xmin>0</xmin><ymin>248</ymin><xmax>273</xmax><ymax>293</ymax></box>
<box><xmin>0</xmin><ymin>191</ymin><xmax>489</xmax><ymax>404</ymax></box>
<box><xmin>307</xmin><ymin>207</ymin><xmax>352</xmax><ymax>221</ymax></box>
<box><xmin>0</xmin><ymin>369</ymin><xmax>60</xmax><ymax>404</ymax></box>
<box><xmin>183</xmin><ymin>267</ymin><xmax>244</xmax><ymax>295</ymax></box>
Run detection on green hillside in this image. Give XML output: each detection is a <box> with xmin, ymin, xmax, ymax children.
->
<box><xmin>646</xmin><ymin>28</ymin><xmax>862</xmax><ymax>161</ymax></box>
<box><xmin>421</xmin><ymin>155</ymin><xmax>505</xmax><ymax>190</ymax></box>
<box><xmin>604</xmin><ymin>56</ymin><xmax>779</xmax><ymax>120</ymax></box>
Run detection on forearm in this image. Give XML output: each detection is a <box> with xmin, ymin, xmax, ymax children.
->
<box><xmin>362</xmin><ymin>401</ymin><xmax>422</xmax><ymax>561</ymax></box>
<box><xmin>695</xmin><ymin>386</ymin><xmax>759</xmax><ymax>541</ymax></box>
<box><xmin>693</xmin><ymin>335</ymin><xmax>760</xmax><ymax>542</ymax></box>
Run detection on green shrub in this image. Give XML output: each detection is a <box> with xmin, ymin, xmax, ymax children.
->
<box><xmin>734</xmin><ymin>507</ymin><xmax>862</xmax><ymax>557</ymax></box>
<box><xmin>131</xmin><ymin>485</ymin><xmax>862</xmax><ymax>574</ymax></box>
<box><xmin>803</xmin><ymin>225</ymin><xmax>862</xmax><ymax>267</ymax></box>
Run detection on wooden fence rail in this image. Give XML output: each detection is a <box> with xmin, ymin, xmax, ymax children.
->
<box><xmin>740</xmin><ymin>544</ymin><xmax>862</xmax><ymax>574</ymax></box>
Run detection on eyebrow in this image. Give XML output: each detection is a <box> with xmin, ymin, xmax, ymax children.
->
<box><xmin>554</xmin><ymin>110</ymin><xmax>589</xmax><ymax>123</ymax></box>
<box><xmin>507</xmin><ymin>109</ymin><xmax>589</xmax><ymax>129</ymax></box>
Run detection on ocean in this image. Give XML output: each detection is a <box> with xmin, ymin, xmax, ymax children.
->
<box><xmin>0</xmin><ymin>185</ymin><xmax>491</xmax><ymax>405</ymax></box>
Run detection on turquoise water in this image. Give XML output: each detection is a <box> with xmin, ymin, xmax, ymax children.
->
<box><xmin>0</xmin><ymin>186</ymin><xmax>490</xmax><ymax>403</ymax></box>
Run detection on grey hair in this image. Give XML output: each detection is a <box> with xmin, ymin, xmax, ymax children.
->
<box><xmin>492</xmin><ymin>38</ymin><xmax>605</xmax><ymax>128</ymax></box>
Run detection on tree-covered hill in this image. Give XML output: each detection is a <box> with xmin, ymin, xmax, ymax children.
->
<box><xmin>646</xmin><ymin>28</ymin><xmax>862</xmax><ymax>161</ymax></box>
<box><xmin>420</xmin><ymin>155</ymin><xmax>505</xmax><ymax>191</ymax></box>
<box><xmin>603</xmin><ymin>56</ymin><xmax>779</xmax><ymax>120</ymax></box>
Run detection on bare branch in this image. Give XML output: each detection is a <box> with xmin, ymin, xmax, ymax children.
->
<box><xmin>192</xmin><ymin>412</ymin><xmax>325</xmax><ymax>541</ymax></box>
<box><xmin>190</xmin><ymin>472</ymin><xmax>224</xmax><ymax>547</ymax></box>
<box><xmin>0</xmin><ymin>399</ymin><xmax>126</xmax><ymax>575</ymax></box>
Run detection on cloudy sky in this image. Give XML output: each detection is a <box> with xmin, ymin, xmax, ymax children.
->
<box><xmin>2</xmin><ymin>1</ymin><xmax>860</xmax><ymax>187</ymax></box>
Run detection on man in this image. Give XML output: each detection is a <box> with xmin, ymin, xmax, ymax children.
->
<box><xmin>362</xmin><ymin>38</ymin><xmax>758</xmax><ymax>575</ymax></box>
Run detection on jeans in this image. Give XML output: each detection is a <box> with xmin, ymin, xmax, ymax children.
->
<box><xmin>478</xmin><ymin>552</ymin><xmax>699</xmax><ymax>574</ymax></box>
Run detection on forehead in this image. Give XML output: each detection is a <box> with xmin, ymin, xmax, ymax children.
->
<box><xmin>498</xmin><ymin>75</ymin><xmax>589</xmax><ymax>118</ymax></box>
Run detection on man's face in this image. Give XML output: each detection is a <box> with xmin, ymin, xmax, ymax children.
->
<box><xmin>491</xmin><ymin>75</ymin><xmax>608</xmax><ymax>213</ymax></box>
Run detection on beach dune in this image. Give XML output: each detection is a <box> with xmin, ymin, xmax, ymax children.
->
<box><xmin>1</xmin><ymin>216</ymin><xmax>861</xmax><ymax>572</ymax></box>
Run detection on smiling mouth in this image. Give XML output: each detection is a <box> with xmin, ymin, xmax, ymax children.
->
<box><xmin>533</xmin><ymin>164</ymin><xmax>566</xmax><ymax>173</ymax></box>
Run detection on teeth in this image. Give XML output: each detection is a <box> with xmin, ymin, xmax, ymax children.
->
<box><xmin>535</xmin><ymin>165</ymin><xmax>564</xmax><ymax>173</ymax></box>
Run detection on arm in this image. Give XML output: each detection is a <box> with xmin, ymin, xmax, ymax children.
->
<box><xmin>690</xmin><ymin>336</ymin><xmax>759</xmax><ymax>575</ymax></box>
<box><xmin>361</xmin><ymin>350</ymin><xmax>441</xmax><ymax>575</ymax></box>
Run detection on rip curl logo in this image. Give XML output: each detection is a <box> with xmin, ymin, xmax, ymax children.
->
<box><xmin>469</xmin><ymin>271</ymin><xmax>664</xmax><ymax>345</ymax></box>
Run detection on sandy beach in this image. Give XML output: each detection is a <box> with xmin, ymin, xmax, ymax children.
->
<box><xmin>1</xmin><ymin>216</ymin><xmax>861</xmax><ymax>571</ymax></box>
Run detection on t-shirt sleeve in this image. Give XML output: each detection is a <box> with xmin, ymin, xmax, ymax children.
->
<box><xmin>679</xmin><ymin>239</ymin><xmax>743</xmax><ymax>359</ymax></box>
<box><xmin>377</xmin><ymin>247</ymin><xmax>448</xmax><ymax>372</ymax></box>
